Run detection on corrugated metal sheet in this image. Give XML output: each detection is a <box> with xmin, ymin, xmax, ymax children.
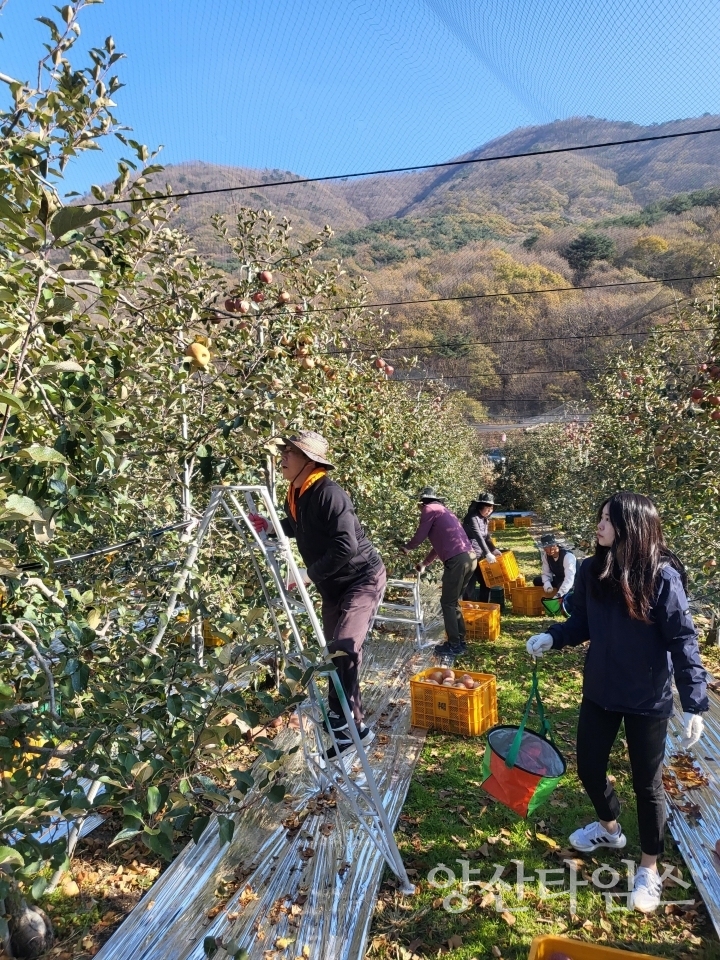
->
<box><xmin>666</xmin><ymin>688</ymin><xmax>720</xmax><ymax>936</ymax></box>
<box><xmin>95</xmin><ymin>591</ymin><xmax>443</xmax><ymax>960</ymax></box>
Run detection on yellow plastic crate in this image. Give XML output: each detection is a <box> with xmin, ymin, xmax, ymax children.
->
<box><xmin>460</xmin><ymin>601</ymin><xmax>501</xmax><ymax>641</ymax></box>
<box><xmin>479</xmin><ymin>558</ymin><xmax>506</xmax><ymax>588</ymax></box>
<box><xmin>510</xmin><ymin>584</ymin><xmax>546</xmax><ymax>616</ymax></box>
<box><xmin>528</xmin><ymin>935</ymin><xmax>656</xmax><ymax>960</ymax></box>
<box><xmin>510</xmin><ymin>574</ymin><xmax>526</xmax><ymax>589</ymax></box>
<box><xmin>513</xmin><ymin>515</ymin><xmax>533</xmax><ymax>527</ymax></box>
<box><xmin>410</xmin><ymin>669</ymin><xmax>497</xmax><ymax>736</ymax></box>
<box><xmin>202</xmin><ymin>620</ymin><xmax>226</xmax><ymax>648</ymax></box>
<box><xmin>498</xmin><ymin>550</ymin><xmax>520</xmax><ymax>580</ymax></box>
<box><xmin>488</xmin><ymin>517</ymin><xmax>506</xmax><ymax>532</ymax></box>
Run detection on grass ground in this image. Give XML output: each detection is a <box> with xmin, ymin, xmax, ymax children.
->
<box><xmin>366</xmin><ymin>526</ymin><xmax>720</xmax><ymax>960</ymax></box>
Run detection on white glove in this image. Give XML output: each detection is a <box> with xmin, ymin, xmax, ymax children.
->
<box><xmin>543</xmin><ymin>584</ymin><xmax>554</xmax><ymax>594</ymax></box>
<box><xmin>680</xmin><ymin>712</ymin><xmax>704</xmax><ymax>748</ymax></box>
<box><xmin>485</xmin><ymin>553</ymin><xmax>497</xmax><ymax>564</ymax></box>
<box><xmin>526</xmin><ymin>633</ymin><xmax>554</xmax><ymax>658</ymax></box>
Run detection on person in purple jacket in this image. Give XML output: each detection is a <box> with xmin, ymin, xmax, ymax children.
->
<box><xmin>402</xmin><ymin>486</ymin><xmax>477</xmax><ymax>657</ymax></box>
<box><xmin>527</xmin><ymin>491</ymin><xmax>708</xmax><ymax>915</ymax></box>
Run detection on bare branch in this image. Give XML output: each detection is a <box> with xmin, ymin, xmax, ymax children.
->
<box><xmin>0</xmin><ymin>621</ymin><xmax>60</xmax><ymax>721</ymax></box>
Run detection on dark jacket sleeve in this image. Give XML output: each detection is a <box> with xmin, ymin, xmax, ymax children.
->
<box><xmin>548</xmin><ymin>558</ymin><xmax>591</xmax><ymax>649</ymax></box>
<box><xmin>305</xmin><ymin>485</ymin><xmax>359</xmax><ymax>584</ymax></box>
<box><xmin>657</xmin><ymin>568</ymin><xmax>709</xmax><ymax>714</ymax></box>
<box><xmin>280</xmin><ymin>516</ymin><xmax>294</xmax><ymax>537</ymax></box>
<box><xmin>466</xmin><ymin>516</ymin><xmax>493</xmax><ymax>557</ymax></box>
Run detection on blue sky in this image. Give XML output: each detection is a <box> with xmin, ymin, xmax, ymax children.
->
<box><xmin>3</xmin><ymin>0</ymin><xmax>720</xmax><ymax>195</ymax></box>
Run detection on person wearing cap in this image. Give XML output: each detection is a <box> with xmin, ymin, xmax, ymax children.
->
<box><xmin>250</xmin><ymin>430</ymin><xmax>385</xmax><ymax>757</ymax></box>
<box><xmin>401</xmin><ymin>487</ymin><xmax>476</xmax><ymax>657</ymax></box>
<box><xmin>462</xmin><ymin>492</ymin><xmax>503</xmax><ymax>602</ymax></box>
<box><xmin>533</xmin><ymin>533</ymin><xmax>577</xmax><ymax>604</ymax></box>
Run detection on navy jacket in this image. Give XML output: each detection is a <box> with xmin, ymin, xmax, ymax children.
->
<box><xmin>547</xmin><ymin>558</ymin><xmax>708</xmax><ymax>717</ymax></box>
<box><xmin>280</xmin><ymin>475</ymin><xmax>383</xmax><ymax>601</ymax></box>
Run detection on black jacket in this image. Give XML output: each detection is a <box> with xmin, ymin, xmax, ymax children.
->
<box><xmin>548</xmin><ymin>558</ymin><xmax>708</xmax><ymax>717</ymax></box>
<box><xmin>462</xmin><ymin>513</ymin><xmax>497</xmax><ymax>558</ymax></box>
<box><xmin>280</xmin><ymin>475</ymin><xmax>383</xmax><ymax>600</ymax></box>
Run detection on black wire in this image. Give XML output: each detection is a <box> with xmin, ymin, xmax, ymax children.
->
<box><xmin>90</xmin><ymin>124</ymin><xmax>720</xmax><ymax>207</ymax></box>
<box><xmin>211</xmin><ymin>272</ymin><xmax>718</xmax><ymax>322</ymax></box>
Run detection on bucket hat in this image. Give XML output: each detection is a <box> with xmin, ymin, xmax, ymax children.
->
<box><xmin>415</xmin><ymin>486</ymin><xmax>446</xmax><ymax>503</ymax></box>
<box><xmin>275</xmin><ymin>430</ymin><xmax>334</xmax><ymax>468</ymax></box>
<box><xmin>539</xmin><ymin>533</ymin><xmax>560</xmax><ymax>548</ymax></box>
<box><xmin>473</xmin><ymin>492</ymin><xmax>501</xmax><ymax>507</ymax></box>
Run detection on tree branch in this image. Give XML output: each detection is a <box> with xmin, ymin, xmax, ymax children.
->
<box><xmin>0</xmin><ymin>621</ymin><xmax>60</xmax><ymax>721</ymax></box>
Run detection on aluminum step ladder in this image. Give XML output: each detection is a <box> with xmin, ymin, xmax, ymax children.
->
<box><xmin>149</xmin><ymin>484</ymin><xmax>415</xmax><ymax>894</ymax></box>
<box><xmin>372</xmin><ymin>574</ymin><xmax>431</xmax><ymax>649</ymax></box>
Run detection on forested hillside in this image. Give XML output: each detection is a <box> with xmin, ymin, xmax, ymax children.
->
<box><xmin>158</xmin><ymin>116</ymin><xmax>720</xmax><ymax>412</ymax></box>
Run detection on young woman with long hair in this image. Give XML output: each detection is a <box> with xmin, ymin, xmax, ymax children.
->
<box><xmin>527</xmin><ymin>492</ymin><xmax>708</xmax><ymax>913</ymax></box>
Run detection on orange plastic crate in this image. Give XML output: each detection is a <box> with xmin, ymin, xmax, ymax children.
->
<box><xmin>498</xmin><ymin>550</ymin><xmax>520</xmax><ymax>580</ymax></box>
<box><xmin>510</xmin><ymin>574</ymin><xmax>526</xmax><ymax>589</ymax></box>
<box><xmin>488</xmin><ymin>517</ymin><xmax>506</xmax><ymax>532</ymax></box>
<box><xmin>528</xmin><ymin>935</ymin><xmax>656</xmax><ymax>960</ymax></box>
<box><xmin>460</xmin><ymin>601</ymin><xmax>501</xmax><ymax>641</ymax></box>
<box><xmin>513</xmin><ymin>515</ymin><xmax>533</xmax><ymax>527</ymax></box>
<box><xmin>410</xmin><ymin>669</ymin><xmax>497</xmax><ymax>736</ymax></box>
<box><xmin>510</xmin><ymin>584</ymin><xmax>546</xmax><ymax>616</ymax></box>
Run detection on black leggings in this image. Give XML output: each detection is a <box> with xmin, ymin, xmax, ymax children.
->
<box><xmin>576</xmin><ymin>697</ymin><xmax>668</xmax><ymax>856</ymax></box>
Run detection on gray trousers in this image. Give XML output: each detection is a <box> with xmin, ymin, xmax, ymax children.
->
<box><xmin>322</xmin><ymin>566</ymin><xmax>387</xmax><ymax>723</ymax></box>
<box><xmin>441</xmin><ymin>551</ymin><xmax>477</xmax><ymax>648</ymax></box>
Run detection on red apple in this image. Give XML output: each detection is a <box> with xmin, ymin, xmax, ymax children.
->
<box><xmin>698</xmin><ymin>363</ymin><xmax>709</xmax><ymax>372</ymax></box>
<box><xmin>691</xmin><ymin>388</ymin><xmax>705</xmax><ymax>401</ymax></box>
<box><xmin>374</xmin><ymin>357</ymin><xmax>386</xmax><ymax>369</ymax></box>
<box><xmin>277</xmin><ymin>291</ymin><xmax>291</xmax><ymax>305</ymax></box>
<box><xmin>634</xmin><ymin>376</ymin><xmax>645</xmax><ymax>385</ymax></box>
<box><xmin>225</xmin><ymin>297</ymin><xmax>241</xmax><ymax>312</ymax></box>
<box><xmin>251</xmin><ymin>291</ymin><xmax>265</xmax><ymax>303</ymax></box>
<box><xmin>711</xmin><ymin>410</ymin><xmax>720</xmax><ymax>421</ymax></box>
<box><xmin>709</xmin><ymin>395</ymin><xmax>720</xmax><ymax>406</ymax></box>
<box><xmin>259</xmin><ymin>270</ymin><xmax>273</xmax><ymax>284</ymax></box>
<box><xmin>239</xmin><ymin>300</ymin><xmax>251</xmax><ymax>314</ymax></box>
<box><xmin>384</xmin><ymin>365</ymin><xmax>394</xmax><ymax>376</ymax></box>
<box><xmin>294</xmin><ymin>304</ymin><xmax>304</xmax><ymax>315</ymax></box>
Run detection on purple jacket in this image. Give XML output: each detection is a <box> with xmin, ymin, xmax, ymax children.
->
<box><xmin>405</xmin><ymin>502</ymin><xmax>473</xmax><ymax>566</ymax></box>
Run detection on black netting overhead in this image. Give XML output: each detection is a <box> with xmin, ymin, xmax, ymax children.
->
<box><xmin>6</xmin><ymin>0</ymin><xmax>720</xmax><ymax>412</ymax></box>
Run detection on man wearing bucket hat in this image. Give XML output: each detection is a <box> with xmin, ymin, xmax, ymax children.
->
<box><xmin>462</xmin><ymin>492</ymin><xmax>503</xmax><ymax>602</ymax></box>
<box><xmin>250</xmin><ymin>430</ymin><xmax>385</xmax><ymax>758</ymax></box>
<box><xmin>532</xmin><ymin>533</ymin><xmax>576</xmax><ymax>609</ymax></box>
<box><xmin>401</xmin><ymin>487</ymin><xmax>476</xmax><ymax>657</ymax></box>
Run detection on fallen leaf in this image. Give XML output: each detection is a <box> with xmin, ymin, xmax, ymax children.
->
<box><xmin>492</xmin><ymin>947</ymin><xmax>502</xmax><ymax>958</ymax></box>
<box><xmin>535</xmin><ymin>832</ymin><xmax>559</xmax><ymax>850</ymax></box>
<box><xmin>447</xmin><ymin>934</ymin><xmax>463</xmax><ymax>948</ymax></box>
<box><xmin>501</xmin><ymin>910</ymin><xmax>516</xmax><ymax>926</ymax></box>
<box><xmin>276</xmin><ymin>937</ymin><xmax>294</xmax><ymax>949</ymax></box>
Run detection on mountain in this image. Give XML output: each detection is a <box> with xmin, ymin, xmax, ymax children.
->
<box><xmin>154</xmin><ymin>116</ymin><xmax>720</xmax><ymax>412</ymax></box>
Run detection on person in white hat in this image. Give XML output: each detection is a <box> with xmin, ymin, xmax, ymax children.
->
<box><xmin>250</xmin><ymin>431</ymin><xmax>385</xmax><ymax>758</ymax></box>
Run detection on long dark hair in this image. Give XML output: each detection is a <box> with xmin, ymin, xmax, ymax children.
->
<box><xmin>590</xmin><ymin>491</ymin><xmax>686</xmax><ymax>622</ymax></box>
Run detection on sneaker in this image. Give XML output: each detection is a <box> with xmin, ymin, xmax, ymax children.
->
<box><xmin>568</xmin><ymin>821</ymin><xmax>627</xmax><ymax>853</ymax></box>
<box><xmin>322</xmin><ymin>710</ymin><xmax>349</xmax><ymax>735</ymax></box>
<box><xmin>434</xmin><ymin>641</ymin><xmax>467</xmax><ymax>658</ymax></box>
<box><xmin>631</xmin><ymin>866</ymin><xmax>663</xmax><ymax>913</ymax></box>
<box><xmin>325</xmin><ymin>723</ymin><xmax>375</xmax><ymax>760</ymax></box>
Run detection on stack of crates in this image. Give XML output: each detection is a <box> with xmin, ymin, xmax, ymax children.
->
<box><xmin>488</xmin><ymin>516</ymin><xmax>506</xmax><ymax>532</ymax></box>
<box><xmin>480</xmin><ymin>549</ymin><xmax>525</xmax><ymax>598</ymax></box>
<box><xmin>410</xmin><ymin>669</ymin><xmax>497</xmax><ymax>736</ymax></box>
<box><xmin>460</xmin><ymin>600</ymin><xmax>501</xmax><ymax>641</ymax></box>
<box><xmin>513</xmin><ymin>515</ymin><xmax>533</xmax><ymax>528</ymax></box>
<box><xmin>510</xmin><ymin>584</ymin><xmax>546</xmax><ymax>616</ymax></box>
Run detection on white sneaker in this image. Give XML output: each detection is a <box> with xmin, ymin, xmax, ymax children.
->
<box><xmin>569</xmin><ymin>821</ymin><xmax>627</xmax><ymax>852</ymax></box>
<box><xmin>631</xmin><ymin>866</ymin><xmax>663</xmax><ymax>913</ymax></box>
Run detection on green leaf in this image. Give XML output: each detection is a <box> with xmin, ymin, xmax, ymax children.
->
<box><xmin>19</xmin><ymin>445</ymin><xmax>67</xmax><ymax>464</ymax></box>
<box><xmin>50</xmin><ymin>205</ymin><xmax>102</xmax><ymax>239</ymax></box>
<box><xmin>142</xmin><ymin>828</ymin><xmax>173</xmax><ymax>860</ymax></box>
<box><xmin>267</xmin><ymin>783</ymin><xmax>286</xmax><ymax>803</ymax></box>
<box><xmin>39</xmin><ymin>360</ymin><xmax>85</xmax><ymax>375</ymax></box>
<box><xmin>146</xmin><ymin>785</ymin><xmax>161</xmax><ymax>815</ymax></box>
<box><xmin>31</xmin><ymin>877</ymin><xmax>47</xmax><ymax>899</ymax></box>
<box><xmin>0</xmin><ymin>846</ymin><xmax>24</xmax><ymax>867</ymax></box>
<box><xmin>3</xmin><ymin>494</ymin><xmax>41</xmax><ymax>520</ymax></box>
<box><xmin>86</xmin><ymin>608</ymin><xmax>101</xmax><ymax>630</ymax></box>
<box><xmin>0</xmin><ymin>390</ymin><xmax>24</xmax><ymax>412</ymax></box>
<box><xmin>108</xmin><ymin>827</ymin><xmax>142</xmax><ymax>847</ymax></box>
<box><xmin>0</xmin><ymin>683</ymin><xmax>14</xmax><ymax>700</ymax></box>
<box><xmin>203</xmin><ymin>936</ymin><xmax>218</xmax><ymax>958</ymax></box>
<box><xmin>218</xmin><ymin>816</ymin><xmax>234</xmax><ymax>844</ymax></box>
<box><xmin>191</xmin><ymin>815</ymin><xmax>210</xmax><ymax>844</ymax></box>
